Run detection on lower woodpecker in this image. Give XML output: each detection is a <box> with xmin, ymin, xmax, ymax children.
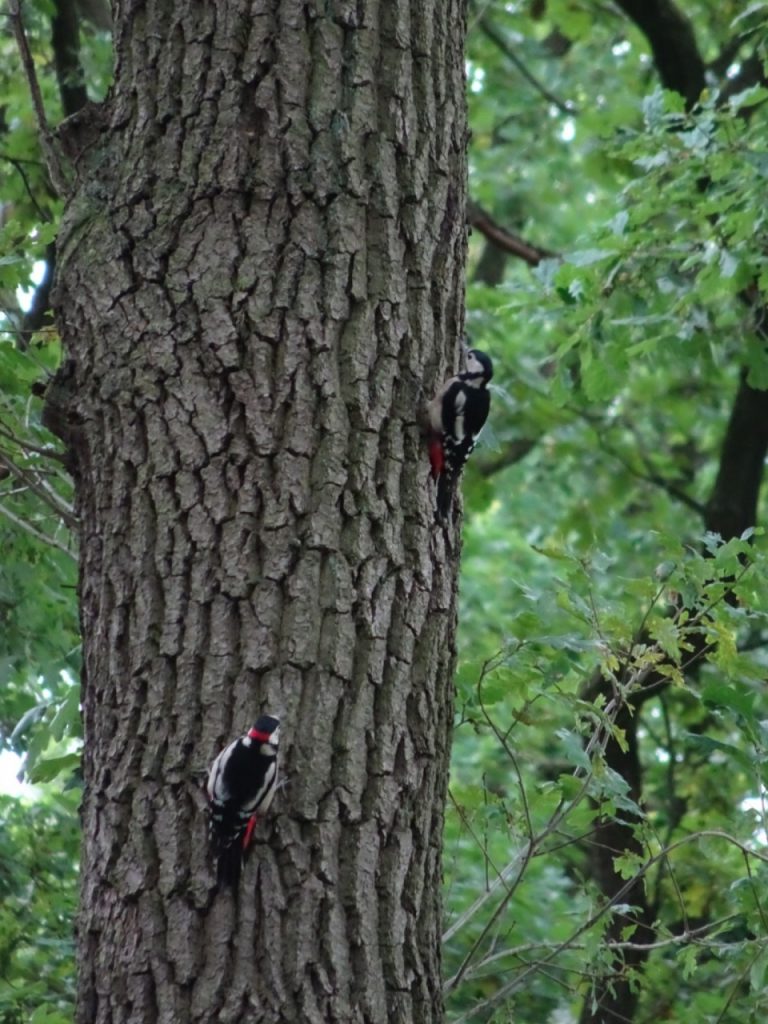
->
<box><xmin>206</xmin><ymin>714</ymin><xmax>280</xmax><ymax>888</ymax></box>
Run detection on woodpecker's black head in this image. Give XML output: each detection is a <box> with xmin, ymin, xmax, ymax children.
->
<box><xmin>464</xmin><ymin>349</ymin><xmax>493</xmax><ymax>384</ymax></box>
<box><xmin>248</xmin><ymin>714</ymin><xmax>281</xmax><ymax>747</ymax></box>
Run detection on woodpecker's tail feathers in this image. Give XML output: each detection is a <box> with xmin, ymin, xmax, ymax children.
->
<box><xmin>215</xmin><ymin>841</ymin><xmax>242</xmax><ymax>889</ymax></box>
<box><xmin>436</xmin><ymin>473</ymin><xmax>456</xmax><ymax>521</ymax></box>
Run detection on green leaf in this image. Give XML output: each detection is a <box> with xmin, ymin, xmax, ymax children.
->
<box><xmin>728</xmin><ymin>85</ymin><xmax>768</xmax><ymax>111</ymax></box>
<box><xmin>678</xmin><ymin>945</ymin><xmax>699</xmax><ymax>980</ymax></box>
<box><xmin>648</xmin><ymin>616</ymin><xmax>682</xmax><ymax>661</ymax></box>
<box><xmin>732</xmin><ymin>2</ymin><xmax>768</xmax><ymax>26</ymax></box>
<box><xmin>682</xmin><ymin>733</ymin><xmax>754</xmax><ymax>770</ymax></box>
<box><xmin>750</xmin><ymin>947</ymin><xmax>768</xmax><ymax>992</ymax></box>
<box><xmin>701</xmin><ymin>682</ymin><xmax>756</xmax><ymax>722</ymax></box>
<box><xmin>28</xmin><ymin>752</ymin><xmax>81</xmax><ymax>784</ymax></box>
<box><xmin>29</xmin><ymin>1008</ymin><xmax>73</xmax><ymax>1024</ymax></box>
<box><xmin>564</xmin><ymin>248</ymin><xmax>615</xmax><ymax>267</ymax></box>
<box><xmin>557</xmin><ymin>773</ymin><xmax>584</xmax><ymax>801</ymax></box>
<box><xmin>557</xmin><ymin>729</ymin><xmax>592</xmax><ymax>773</ymax></box>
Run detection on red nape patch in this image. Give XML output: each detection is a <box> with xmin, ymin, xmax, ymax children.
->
<box><xmin>429</xmin><ymin>438</ymin><xmax>445</xmax><ymax>479</ymax></box>
<box><xmin>242</xmin><ymin>814</ymin><xmax>258</xmax><ymax>851</ymax></box>
<box><xmin>248</xmin><ymin>729</ymin><xmax>271</xmax><ymax>742</ymax></box>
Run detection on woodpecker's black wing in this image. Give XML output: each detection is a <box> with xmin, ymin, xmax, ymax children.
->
<box><xmin>463</xmin><ymin>387</ymin><xmax>491</xmax><ymax>440</ymax></box>
<box><xmin>436</xmin><ymin>385</ymin><xmax>491</xmax><ymax>518</ymax></box>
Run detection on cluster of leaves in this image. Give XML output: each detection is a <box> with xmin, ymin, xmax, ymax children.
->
<box><xmin>447</xmin><ymin>533</ymin><xmax>768</xmax><ymax>1020</ymax></box>
<box><xmin>0</xmin><ymin>790</ymin><xmax>79</xmax><ymax>1024</ymax></box>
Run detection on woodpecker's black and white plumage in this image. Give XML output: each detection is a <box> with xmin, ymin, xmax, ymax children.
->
<box><xmin>207</xmin><ymin>714</ymin><xmax>280</xmax><ymax>888</ymax></box>
<box><xmin>427</xmin><ymin>348</ymin><xmax>493</xmax><ymax>519</ymax></box>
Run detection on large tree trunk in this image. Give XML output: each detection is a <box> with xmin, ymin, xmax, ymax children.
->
<box><xmin>50</xmin><ymin>2</ymin><xmax>468</xmax><ymax>1021</ymax></box>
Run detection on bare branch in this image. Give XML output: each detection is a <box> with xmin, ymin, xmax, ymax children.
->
<box><xmin>468</xmin><ymin>200</ymin><xmax>556</xmax><ymax>267</ymax></box>
<box><xmin>8</xmin><ymin>0</ymin><xmax>69</xmax><ymax>193</ymax></box>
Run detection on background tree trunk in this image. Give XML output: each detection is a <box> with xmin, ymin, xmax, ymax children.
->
<box><xmin>50</xmin><ymin>2</ymin><xmax>468</xmax><ymax>1021</ymax></box>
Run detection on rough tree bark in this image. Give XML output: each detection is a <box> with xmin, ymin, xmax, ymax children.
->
<box><xmin>48</xmin><ymin>2</ymin><xmax>468</xmax><ymax>1021</ymax></box>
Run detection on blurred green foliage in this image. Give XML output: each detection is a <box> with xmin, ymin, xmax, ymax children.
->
<box><xmin>0</xmin><ymin>792</ymin><xmax>79</xmax><ymax>1024</ymax></box>
<box><xmin>447</xmin><ymin>2</ymin><xmax>768</xmax><ymax>1021</ymax></box>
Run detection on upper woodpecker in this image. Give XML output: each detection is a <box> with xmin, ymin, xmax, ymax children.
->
<box><xmin>427</xmin><ymin>348</ymin><xmax>493</xmax><ymax>519</ymax></box>
<box><xmin>207</xmin><ymin>714</ymin><xmax>280</xmax><ymax>888</ymax></box>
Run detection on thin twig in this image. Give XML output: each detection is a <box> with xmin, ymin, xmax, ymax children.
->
<box><xmin>0</xmin><ymin>423</ymin><xmax>67</xmax><ymax>463</ymax></box>
<box><xmin>478</xmin><ymin>17</ymin><xmax>579</xmax><ymax>115</ymax></box>
<box><xmin>446</xmin><ymin>607</ymin><xmax>744</xmax><ymax>1003</ymax></box>
<box><xmin>475</xmin><ymin>437</ymin><xmax>538</xmax><ymax>477</ymax></box>
<box><xmin>592</xmin><ymin>421</ymin><xmax>706</xmax><ymax>516</ymax></box>
<box><xmin>0</xmin><ymin>501</ymin><xmax>76</xmax><ymax>559</ymax></box>
<box><xmin>448</xmin><ymin>788</ymin><xmax>511</xmax><ymax>896</ymax></box>
<box><xmin>477</xmin><ymin>673</ymin><xmax>534</xmax><ymax>842</ymax></box>
<box><xmin>0</xmin><ymin>154</ymin><xmax>52</xmax><ymax>223</ymax></box>
<box><xmin>743</xmin><ymin>850</ymin><xmax>768</xmax><ymax>936</ymax></box>
<box><xmin>648</xmin><ymin>697</ymin><xmax>687</xmax><ymax>923</ymax></box>
<box><xmin>713</xmin><ymin>943</ymin><xmax>766</xmax><ymax>1024</ymax></box>
<box><xmin>9</xmin><ymin>0</ymin><xmax>50</xmax><ymax>136</ymax></box>
<box><xmin>8</xmin><ymin>0</ymin><xmax>68</xmax><ymax>194</ymax></box>
<box><xmin>442</xmin><ymin>843</ymin><xmax>530</xmax><ymax>945</ymax></box>
<box><xmin>0</xmin><ymin>450</ymin><xmax>77</xmax><ymax>528</ymax></box>
<box><xmin>445</xmin><ymin>657</ymin><xmax>631</xmax><ymax>993</ymax></box>
<box><xmin>467</xmin><ymin>0</ymin><xmax>496</xmax><ymax>33</ymax></box>
<box><xmin>443</xmin><ymin>847</ymin><xmax>530</xmax><ymax>993</ymax></box>
<box><xmin>451</xmin><ymin>829</ymin><xmax>768</xmax><ymax>1023</ymax></box>
<box><xmin>460</xmin><ymin>913</ymin><xmax>740</xmax><ymax>981</ymax></box>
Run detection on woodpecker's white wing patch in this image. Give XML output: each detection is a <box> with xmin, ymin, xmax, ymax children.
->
<box><xmin>207</xmin><ymin>739</ymin><xmax>238</xmax><ymax>801</ymax></box>
<box><xmin>452</xmin><ymin>390</ymin><xmax>467</xmax><ymax>442</ymax></box>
